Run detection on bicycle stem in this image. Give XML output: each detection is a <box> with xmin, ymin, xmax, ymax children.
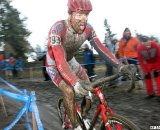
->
<box><xmin>88</xmin><ymin>86</ymin><xmax>115</xmax><ymax>130</ymax></box>
<box><xmin>93</xmin><ymin>87</ymin><xmax>114</xmax><ymax>114</ymax></box>
<box><xmin>91</xmin><ymin>74</ymin><xmax>119</xmax><ymax>89</ymax></box>
<box><xmin>93</xmin><ymin>86</ymin><xmax>107</xmax><ymax>106</ymax></box>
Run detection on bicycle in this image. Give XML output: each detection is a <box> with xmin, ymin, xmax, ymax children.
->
<box><xmin>57</xmin><ymin>73</ymin><xmax>141</xmax><ymax>130</ymax></box>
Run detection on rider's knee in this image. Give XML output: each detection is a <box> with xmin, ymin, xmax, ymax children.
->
<box><xmin>144</xmin><ymin>72</ymin><xmax>151</xmax><ymax>79</ymax></box>
<box><xmin>66</xmin><ymin>87</ymin><xmax>74</xmax><ymax>96</ymax></box>
<box><xmin>59</xmin><ymin>80</ymin><xmax>74</xmax><ymax>96</ymax></box>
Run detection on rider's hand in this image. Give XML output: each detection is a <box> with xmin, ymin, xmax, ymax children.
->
<box><xmin>73</xmin><ymin>80</ymin><xmax>93</xmax><ymax>97</ymax></box>
<box><xmin>73</xmin><ymin>81</ymin><xmax>88</xmax><ymax>97</ymax></box>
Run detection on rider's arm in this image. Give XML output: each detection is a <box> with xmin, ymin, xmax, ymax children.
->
<box><xmin>48</xmin><ymin>21</ymin><xmax>78</xmax><ymax>87</ymax></box>
<box><xmin>86</xmin><ymin>24</ymin><xmax>121</xmax><ymax>67</ymax></box>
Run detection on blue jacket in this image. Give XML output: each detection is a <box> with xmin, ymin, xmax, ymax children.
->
<box><xmin>83</xmin><ymin>49</ymin><xmax>95</xmax><ymax>65</ymax></box>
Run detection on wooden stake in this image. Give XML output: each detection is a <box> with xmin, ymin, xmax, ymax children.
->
<box><xmin>0</xmin><ymin>95</ymin><xmax>8</xmax><ymax>117</ymax></box>
<box><xmin>32</xmin><ymin>112</ymin><xmax>37</xmax><ymax>130</ymax></box>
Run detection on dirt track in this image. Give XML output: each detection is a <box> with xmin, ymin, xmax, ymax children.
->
<box><xmin>0</xmin><ymin>76</ymin><xmax>160</xmax><ymax>130</ymax></box>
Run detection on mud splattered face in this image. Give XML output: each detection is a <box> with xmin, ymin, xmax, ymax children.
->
<box><xmin>70</xmin><ymin>12</ymin><xmax>89</xmax><ymax>34</ymax></box>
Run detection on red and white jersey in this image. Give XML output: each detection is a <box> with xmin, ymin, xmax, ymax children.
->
<box><xmin>46</xmin><ymin>20</ymin><xmax>120</xmax><ymax>87</ymax></box>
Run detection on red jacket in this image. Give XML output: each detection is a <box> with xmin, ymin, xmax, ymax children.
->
<box><xmin>137</xmin><ymin>41</ymin><xmax>160</xmax><ymax>72</ymax></box>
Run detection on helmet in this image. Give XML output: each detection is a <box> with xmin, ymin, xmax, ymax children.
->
<box><xmin>68</xmin><ymin>0</ymin><xmax>92</xmax><ymax>13</ymax></box>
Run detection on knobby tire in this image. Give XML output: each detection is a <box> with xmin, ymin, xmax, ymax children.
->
<box><xmin>99</xmin><ymin>114</ymin><xmax>140</xmax><ymax>130</ymax></box>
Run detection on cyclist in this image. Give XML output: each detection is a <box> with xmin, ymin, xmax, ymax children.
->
<box><xmin>46</xmin><ymin>0</ymin><xmax>129</xmax><ymax>129</ymax></box>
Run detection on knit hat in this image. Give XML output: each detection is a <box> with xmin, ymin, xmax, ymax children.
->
<box><xmin>124</xmin><ymin>28</ymin><xmax>130</xmax><ymax>33</ymax></box>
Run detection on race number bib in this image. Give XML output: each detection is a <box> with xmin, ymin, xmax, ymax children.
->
<box><xmin>50</xmin><ymin>34</ymin><xmax>61</xmax><ymax>46</ymax></box>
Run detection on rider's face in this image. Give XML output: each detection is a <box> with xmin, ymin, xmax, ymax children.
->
<box><xmin>70</xmin><ymin>12</ymin><xmax>89</xmax><ymax>34</ymax></box>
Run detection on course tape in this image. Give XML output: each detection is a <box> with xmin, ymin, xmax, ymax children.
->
<box><xmin>0</xmin><ymin>58</ymin><xmax>138</xmax><ymax>71</ymax></box>
<box><xmin>0</xmin><ymin>77</ymin><xmax>23</xmax><ymax>94</ymax></box>
<box><xmin>0</xmin><ymin>77</ymin><xmax>44</xmax><ymax>130</ymax></box>
<box><xmin>0</xmin><ymin>88</ymin><xmax>28</xmax><ymax>102</ymax></box>
<box><xmin>119</xmin><ymin>58</ymin><xmax>138</xmax><ymax>62</ymax></box>
<box><xmin>30</xmin><ymin>92</ymin><xmax>44</xmax><ymax>130</ymax></box>
<box><xmin>4</xmin><ymin>100</ymin><xmax>30</xmax><ymax>130</ymax></box>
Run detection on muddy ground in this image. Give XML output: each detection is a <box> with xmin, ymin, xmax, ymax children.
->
<box><xmin>0</xmin><ymin>66</ymin><xmax>160</xmax><ymax>130</ymax></box>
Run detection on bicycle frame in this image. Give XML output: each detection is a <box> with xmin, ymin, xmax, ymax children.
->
<box><xmin>62</xmin><ymin>86</ymin><xmax>122</xmax><ymax>130</ymax></box>
<box><xmin>89</xmin><ymin>86</ymin><xmax>122</xmax><ymax>130</ymax></box>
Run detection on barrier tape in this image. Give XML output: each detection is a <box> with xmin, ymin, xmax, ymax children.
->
<box><xmin>30</xmin><ymin>92</ymin><xmax>44</xmax><ymax>130</ymax></box>
<box><xmin>119</xmin><ymin>58</ymin><xmax>138</xmax><ymax>62</ymax></box>
<box><xmin>0</xmin><ymin>77</ymin><xmax>44</xmax><ymax>130</ymax></box>
<box><xmin>0</xmin><ymin>58</ymin><xmax>138</xmax><ymax>71</ymax></box>
<box><xmin>0</xmin><ymin>88</ymin><xmax>28</xmax><ymax>102</ymax></box>
<box><xmin>24</xmin><ymin>90</ymin><xmax>32</xmax><ymax>130</ymax></box>
<box><xmin>0</xmin><ymin>77</ymin><xmax>23</xmax><ymax>94</ymax></box>
<box><xmin>4</xmin><ymin>100</ymin><xmax>30</xmax><ymax>130</ymax></box>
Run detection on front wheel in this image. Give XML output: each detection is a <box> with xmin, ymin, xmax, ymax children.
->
<box><xmin>99</xmin><ymin>114</ymin><xmax>140</xmax><ymax>130</ymax></box>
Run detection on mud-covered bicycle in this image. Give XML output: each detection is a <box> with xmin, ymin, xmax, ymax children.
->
<box><xmin>57</xmin><ymin>72</ymin><xmax>141</xmax><ymax>130</ymax></box>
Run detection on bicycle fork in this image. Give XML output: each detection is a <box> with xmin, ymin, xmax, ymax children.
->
<box><xmin>91</xmin><ymin>87</ymin><xmax>122</xmax><ymax>130</ymax></box>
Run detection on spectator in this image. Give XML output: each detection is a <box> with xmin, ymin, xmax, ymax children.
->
<box><xmin>0</xmin><ymin>54</ymin><xmax>4</xmax><ymax>61</ymax></box>
<box><xmin>0</xmin><ymin>55</ymin><xmax>4</xmax><ymax>70</ymax></box>
<box><xmin>117</xmin><ymin>28</ymin><xmax>139</xmax><ymax>64</ymax></box>
<box><xmin>3</xmin><ymin>59</ymin><xmax>12</xmax><ymax>79</ymax></box>
<box><xmin>0</xmin><ymin>55</ymin><xmax>4</xmax><ymax>73</ymax></box>
<box><xmin>137</xmin><ymin>36</ymin><xmax>160</xmax><ymax>101</ymax></box>
<box><xmin>105</xmin><ymin>39</ymin><xmax>118</xmax><ymax>77</ymax></box>
<box><xmin>9</xmin><ymin>56</ymin><xmax>17</xmax><ymax>78</ymax></box>
<box><xmin>15</xmin><ymin>57</ymin><xmax>24</xmax><ymax>79</ymax></box>
<box><xmin>38</xmin><ymin>53</ymin><xmax>50</xmax><ymax>81</ymax></box>
<box><xmin>117</xmin><ymin>28</ymin><xmax>139</xmax><ymax>81</ymax></box>
<box><xmin>83</xmin><ymin>44</ymin><xmax>96</xmax><ymax>82</ymax></box>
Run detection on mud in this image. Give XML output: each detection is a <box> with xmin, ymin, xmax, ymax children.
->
<box><xmin>0</xmin><ymin>71</ymin><xmax>160</xmax><ymax>130</ymax></box>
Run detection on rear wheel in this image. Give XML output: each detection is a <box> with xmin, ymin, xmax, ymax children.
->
<box><xmin>99</xmin><ymin>114</ymin><xmax>140</xmax><ymax>130</ymax></box>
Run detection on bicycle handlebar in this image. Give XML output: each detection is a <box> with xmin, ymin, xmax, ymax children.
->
<box><xmin>83</xmin><ymin>73</ymin><xmax>120</xmax><ymax>92</ymax></box>
<box><xmin>91</xmin><ymin>74</ymin><xmax>120</xmax><ymax>88</ymax></box>
<box><xmin>84</xmin><ymin>64</ymin><xmax>137</xmax><ymax>92</ymax></box>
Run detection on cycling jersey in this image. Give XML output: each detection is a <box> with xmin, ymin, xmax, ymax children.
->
<box><xmin>46</xmin><ymin>20</ymin><xmax>120</xmax><ymax>87</ymax></box>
